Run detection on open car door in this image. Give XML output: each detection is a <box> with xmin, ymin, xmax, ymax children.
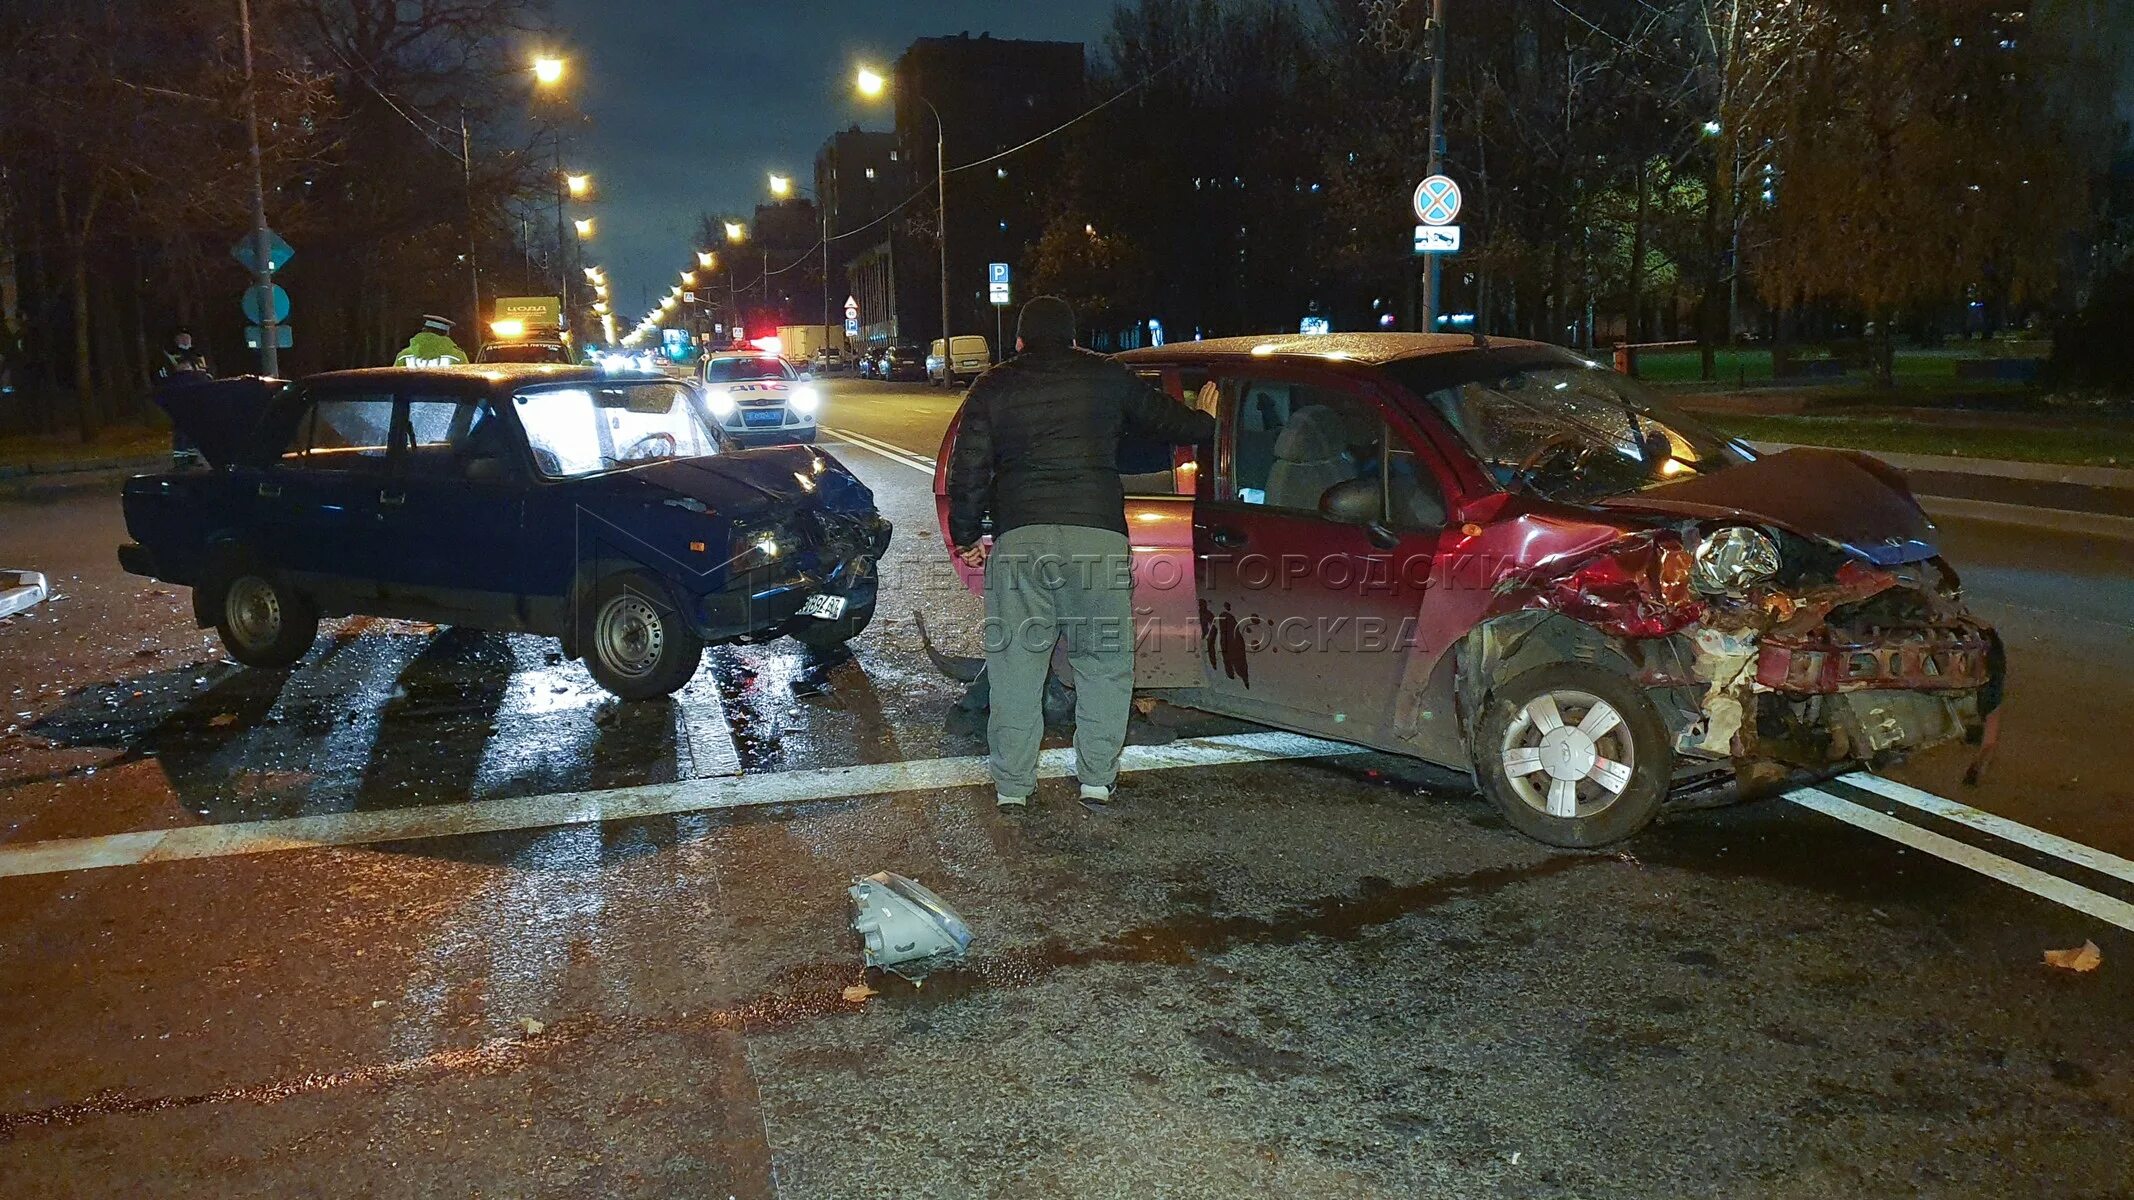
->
<box><xmin>931</xmin><ymin>369</ymin><xmax>1207</xmax><ymax>687</ymax></box>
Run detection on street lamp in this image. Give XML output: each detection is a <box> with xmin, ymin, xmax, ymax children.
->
<box><xmin>532</xmin><ymin>56</ymin><xmax>566</xmax><ymax>87</ymax></box>
<box><xmin>697</xmin><ymin>250</ymin><xmax>716</xmax><ymax>269</ymax></box>
<box><xmin>681</xmin><ymin>271</ymin><xmax>696</xmax><ymax>286</ymax></box>
<box><xmin>566</xmin><ymin>173</ymin><xmax>591</xmax><ymax>198</ymax></box>
<box><xmin>724</xmin><ymin>221</ymin><xmax>746</xmax><ymax>243</ymax></box>
<box><xmin>573</xmin><ymin>217</ymin><xmax>595</xmax><ymax>238</ymax></box>
<box><xmin>856</xmin><ymin>65</ymin><xmax>950</xmax><ymax>354</ymax></box>
<box><xmin>769</xmin><ymin>173</ymin><xmax>793</xmax><ymax>198</ymax></box>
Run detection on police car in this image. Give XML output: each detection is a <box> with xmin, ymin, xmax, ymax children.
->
<box><xmin>699</xmin><ymin>353</ymin><xmax>821</xmax><ymax>445</ymax></box>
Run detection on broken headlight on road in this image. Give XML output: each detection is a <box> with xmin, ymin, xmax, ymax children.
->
<box><xmin>1690</xmin><ymin>525</ymin><xmax>1780</xmax><ymax>596</ymax></box>
<box><xmin>849</xmin><ymin>871</ymin><xmax>972</xmax><ymax>982</ymax></box>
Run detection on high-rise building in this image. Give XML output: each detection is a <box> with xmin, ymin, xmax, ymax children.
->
<box><xmin>816</xmin><ymin>128</ymin><xmax>907</xmax><ymax>346</ymax></box>
<box><xmin>865</xmin><ymin>33</ymin><xmax>1085</xmax><ymax>348</ymax></box>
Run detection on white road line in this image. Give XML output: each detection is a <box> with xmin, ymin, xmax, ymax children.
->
<box><xmin>1786</xmin><ymin>786</ymin><xmax>2134</xmax><ymax>932</ymax></box>
<box><xmin>1837</xmin><ymin>771</ymin><xmax>2134</xmax><ymax>888</ymax></box>
<box><xmin>821</xmin><ymin>426</ymin><xmax>937</xmax><ymax>474</ymax></box>
<box><xmin>0</xmin><ymin>731</ymin><xmax>1359</xmax><ymax>881</ymax></box>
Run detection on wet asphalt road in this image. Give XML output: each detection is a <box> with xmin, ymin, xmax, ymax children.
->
<box><xmin>0</xmin><ymin>377</ymin><xmax>2128</xmax><ymax>1197</ymax></box>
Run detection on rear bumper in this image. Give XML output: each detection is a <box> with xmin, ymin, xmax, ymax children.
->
<box><xmin>117</xmin><ymin>542</ymin><xmax>160</xmax><ymax>580</ymax></box>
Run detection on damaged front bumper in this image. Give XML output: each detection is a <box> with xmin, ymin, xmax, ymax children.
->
<box><xmin>1678</xmin><ymin>560</ymin><xmax>2005</xmax><ymax>774</ymax></box>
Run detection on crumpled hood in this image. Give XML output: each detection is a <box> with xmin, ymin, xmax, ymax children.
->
<box><xmin>619</xmin><ymin>445</ymin><xmax>869</xmax><ymax>516</ymax></box>
<box><xmin>1597</xmin><ymin>447</ymin><xmax>1938</xmax><ymax>565</ymax></box>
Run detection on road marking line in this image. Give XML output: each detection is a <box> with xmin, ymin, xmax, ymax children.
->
<box><xmin>1837</xmin><ymin>771</ymin><xmax>2134</xmax><ymax>888</ymax></box>
<box><xmin>0</xmin><ymin>731</ymin><xmax>1358</xmax><ymax>880</ymax></box>
<box><xmin>1786</xmin><ymin>786</ymin><xmax>2134</xmax><ymax>932</ymax></box>
<box><xmin>821</xmin><ymin>426</ymin><xmax>936</xmax><ymax>474</ymax></box>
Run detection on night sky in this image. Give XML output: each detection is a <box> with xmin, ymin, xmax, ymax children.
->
<box><xmin>549</xmin><ymin>0</ymin><xmax>1125</xmax><ymax>328</ymax></box>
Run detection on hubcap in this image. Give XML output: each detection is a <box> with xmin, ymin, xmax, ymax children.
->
<box><xmin>1499</xmin><ymin>689</ymin><xmax>1636</xmax><ymax>821</ymax></box>
<box><xmin>226</xmin><ymin>576</ymin><xmax>282</xmax><ymax>648</ymax></box>
<box><xmin>595</xmin><ymin>593</ymin><xmax>665</xmax><ymax>678</ymax></box>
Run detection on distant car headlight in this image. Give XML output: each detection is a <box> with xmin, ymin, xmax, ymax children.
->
<box><xmin>1690</xmin><ymin>525</ymin><xmax>1780</xmax><ymax>596</ymax></box>
<box><xmin>788</xmin><ymin>385</ymin><xmax>821</xmax><ymax>416</ymax></box>
<box><xmin>705</xmin><ymin>390</ymin><xmax>737</xmax><ymax>418</ymax></box>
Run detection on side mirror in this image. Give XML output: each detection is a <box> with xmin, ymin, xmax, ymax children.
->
<box><xmin>1319</xmin><ymin>477</ymin><xmax>1400</xmax><ymax>549</ymax></box>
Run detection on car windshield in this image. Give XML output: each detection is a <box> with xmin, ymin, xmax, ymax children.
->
<box><xmin>512</xmin><ymin>381</ymin><xmax>720</xmax><ymax>478</ymax></box>
<box><xmin>704</xmin><ymin>356</ymin><xmax>791</xmax><ymax>382</ymax></box>
<box><xmin>480</xmin><ymin>342</ymin><xmax>569</xmax><ymax>363</ymax></box>
<box><xmin>1394</xmin><ymin>360</ymin><xmax>1748</xmax><ymax>503</ymax></box>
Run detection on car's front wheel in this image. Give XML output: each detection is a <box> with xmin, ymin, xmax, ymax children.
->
<box><xmin>1474</xmin><ymin>661</ymin><xmax>1671</xmax><ymax>848</ymax></box>
<box><xmin>213</xmin><ymin>569</ymin><xmax>319</xmax><ymax>669</ymax></box>
<box><xmin>581</xmin><ymin>572</ymin><xmax>704</xmax><ymax>700</ymax></box>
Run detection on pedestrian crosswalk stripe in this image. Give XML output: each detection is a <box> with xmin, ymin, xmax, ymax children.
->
<box><xmin>0</xmin><ymin>731</ymin><xmax>1358</xmax><ymax>880</ymax></box>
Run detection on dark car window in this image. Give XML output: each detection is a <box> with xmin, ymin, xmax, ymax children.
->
<box><xmin>403</xmin><ymin>398</ymin><xmax>510</xmax><ymax>480</ymax></box>
<box><xmin>703</xmin><ymin>356</ymin><xmax>792</xmax><ymax>383</ymax></box>
<box><xmin>285</xmin><ymin>395</ymin><xmax>394</xmax><ymax>472</ymax></box>
<box><xmin>1223</xmin><ymin>380</ymin><xmax>1382</xmax><ymax>512</ymax></box>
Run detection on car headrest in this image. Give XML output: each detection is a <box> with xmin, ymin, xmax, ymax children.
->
<box><xmin>1273</xmin><ymin>405</ymin><xmax>1351</xmax><ymax>462</ymax></box>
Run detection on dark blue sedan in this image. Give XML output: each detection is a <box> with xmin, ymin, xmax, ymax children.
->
<box><xmin>119</xmin><ymin>364</ymin><xmax>890</xmax><ymax>700</ymax></box>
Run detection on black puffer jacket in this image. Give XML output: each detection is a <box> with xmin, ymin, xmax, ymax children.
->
<box><xmin>947</xmin><ymin>346</ymin><xmax>1214</xmax><ymax>547</ymax></box>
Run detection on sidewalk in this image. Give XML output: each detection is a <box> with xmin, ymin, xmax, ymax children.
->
<box><xmin>1751</xmin><ymin>441</ymin><xmax>2134</xmax><ymax>539</ymax></box>
<box><xmin>0</xmin><ymin>429</ymin><xmax>169</xmax><ymax>499</ymax></box>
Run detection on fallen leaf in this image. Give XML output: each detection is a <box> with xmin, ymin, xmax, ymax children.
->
<box><xmin>841</xmin><ymin>983</ymin><xmax>877</xmax><ymax>1003</ymax></box>
<box><xmin>1132</xmin><ymin>697</ymin><xmax>1157</xmax><ymax>716</ymax></box>
<box><xmin>208</xmin><ymin>713</ymin><xmax>237</xmax><ymax>728</ymax></box>
<box><xmin>2044</xmin><ymin>941</ymin><xmax>2102</xmax><ymax>972</ymax></box>
<box><xmin>519</xmin><ymin>1017</ymin><xmax>546</xmax><ymax>1035</ymax></box>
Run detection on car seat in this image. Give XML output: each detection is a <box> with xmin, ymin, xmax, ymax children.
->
<box><xmin>1233</xmin><ymin>384</ymin><xmax>1289</xmax><ymax>495</ymax></box>
<box><xmin>1265</xmin><ymin>405</ymin><xmax>1357</xmax><ymax>511</ymax></box>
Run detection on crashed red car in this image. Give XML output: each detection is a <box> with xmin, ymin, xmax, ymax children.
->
<box><xmin>933</xmin><ymin>334</ymin><xmax>2004</xmax><ymax>847</ymax></box>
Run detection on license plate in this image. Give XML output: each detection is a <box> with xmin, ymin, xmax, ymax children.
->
<box><xmin>798</xmin><ymin>593</ymin><xmax>847</xmax><ymax>620</ymax></box>
<box><xmin>743</xmin><ymin>409</ymin><xmax>783</xmax><ymax>426</ymax></box>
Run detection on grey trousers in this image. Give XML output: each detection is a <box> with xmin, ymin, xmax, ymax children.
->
<box><xmin>982</xmin><ymin>524</ymin><xmax>1136</xmax><ymax>799</ymax></box>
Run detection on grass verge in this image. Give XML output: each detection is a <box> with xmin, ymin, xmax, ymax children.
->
<box><xmin>1707</xmin><ymin>413</ymin><xmax>2134</xmax><ymax>470</ymax></box>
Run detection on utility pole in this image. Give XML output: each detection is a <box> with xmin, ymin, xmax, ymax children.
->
<box><xmin>931</xmin><ymin>99</ymin><xmax>950</xmax><ymax>352</ymax></box>
<box><xmin>1419</xmin><ymin>0</ymin><xmax>1448</xmax><ymax>334</ymax></box>
<box><xmin>460</xmin><ymin>108</ymin><xmax>480</xmax><ymax>331</ymax></box>
<box><xmin>237</xmin><ymin>0</ymin><xmax>278</xmax><ymax>375</ymax></box>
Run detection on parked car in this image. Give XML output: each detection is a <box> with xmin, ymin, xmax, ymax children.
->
<box><xmin>932</xmin><ymin>333</ymin><xmax>2002</xmax><ymax>847</ymax></box>
<box><xmin>120</xmin><ymin>365</ymin><xmax>889</xmax><ymax>700</ymax></box>
<box><xmin>927</xmin><ymin>336</ymin><xmax>992</xmax><ymax>388</ymax></box>
<box><xmin>880</xmin><ymin>344</ymin><xmax>928</xmax><ymax>383</ymax></box>
<box><xmin>700</xmin><ymin>352</ymin><xmax>821</xmax><ymax>445</ymax></box>
<box><xmin>812</xmin><ymin>346</ymin><xmax>846</xmax><ymax>375</ymax></box>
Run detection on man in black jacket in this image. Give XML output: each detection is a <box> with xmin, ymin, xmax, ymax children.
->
<box><xmin>948</xmin><ymin>295</ymin><xmax>1214</xmax><ymax>808</ymax></box>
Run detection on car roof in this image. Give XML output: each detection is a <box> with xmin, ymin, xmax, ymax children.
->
<box><xmin>302</xmin><ymin>364</ymin><xmax>664</xmax><ymax>394</ymax></box>
<box><xmin>1116</xmin><ymin>332</ymin><xmax>1550</xmax><ymax>368</ymax></box>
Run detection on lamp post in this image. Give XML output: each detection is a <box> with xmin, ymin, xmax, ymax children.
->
<box><xmin>857</xmin><ymin>66</ymin><xmax>949</xmax><ymax>353</ymax></box>
<box><xmin>532</xmin><ymin>54</ymin><xmax>574</xmax><ymax>340</ymax></box>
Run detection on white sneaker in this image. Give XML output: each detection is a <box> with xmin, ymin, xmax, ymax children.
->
<box><xmin>996</xmin><ymin>792</ymin><xmax>1029</xmax><ymax>808</ymax></box>
<box><xmin>1078</xmin><ymin>783</ymin><xmax>1111</xmax><ymax>802</ymax></box>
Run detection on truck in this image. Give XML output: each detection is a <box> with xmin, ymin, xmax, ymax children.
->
<box><xmin>776</xmin><ymin>324</ymin><xmax>846</xmax><ymax>368</ymax></box>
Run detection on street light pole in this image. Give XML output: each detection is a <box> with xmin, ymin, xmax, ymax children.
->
<box><xmin>1419</xmin><ymin>0</ymin><xmax>1447</xmax><ymax>333</ymax></box>
<box><xmin>460</xmin><ymin>107</ymin><xmax>480</xmax><ymax>331</ymax></box>
<box><xmin>237</xmin><ymin>0</ymin><xmax>278</xmax><ymax>376</ymax></box>
<box><xmin>927</xmin><ymin>96</ymin><xmax>949</xmax><ymax>354</ymax></box>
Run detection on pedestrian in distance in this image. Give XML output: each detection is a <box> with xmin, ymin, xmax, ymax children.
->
<box><xmin>394</xmin><ymin>314</ymin><xmax>469</xmax><ymax>367</ymax></box>
<box><xmin>155</xmin><ymin>327</ymin><xmax>215</xmax><ymax>470</ymax></box>
<box><xmin>946</xmin><ymin>295</ymin><xmax>1215</xmax><ymax>809</ymax></box>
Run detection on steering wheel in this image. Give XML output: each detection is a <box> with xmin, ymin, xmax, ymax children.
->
<box><xmin>620</xmin><ymin>431</ymin><xmax>678</xmax><ymax>462</ymax></box>
<box><xmin>1514</xmin><ymin>434</ymin><xmax>1593</xmax><ymax>490</ymax></box>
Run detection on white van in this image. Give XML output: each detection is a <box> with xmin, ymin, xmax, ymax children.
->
<box><xmin>927</xmin><ymin>336</ymin><xmax>992</xmax><ymax>387</ymax></box>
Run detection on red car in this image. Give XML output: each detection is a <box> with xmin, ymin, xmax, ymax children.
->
<box><xmin>933</xmin><ymin>334</ymin><xmax>2003</xmax><ymax>847</ymax></box>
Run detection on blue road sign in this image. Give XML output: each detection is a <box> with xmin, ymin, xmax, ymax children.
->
<box><xmin>1413</xmin><ymin>176</ymin><xmax>1462</xmax><ymax>226</ymax></box>
<box><xmin>988</xmin><ymin>262</ymin><xmax>1011</xmax><ymax>286</ymax></box>
<box><xmin>242</xmin><ymin>284</ymin><xmax>290</xmax><ymax>324</ymax></box>
<box><xmin>230</xmin><ymin>229</ymin><xmax>294</xmax><ymax>274</ymax></box>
